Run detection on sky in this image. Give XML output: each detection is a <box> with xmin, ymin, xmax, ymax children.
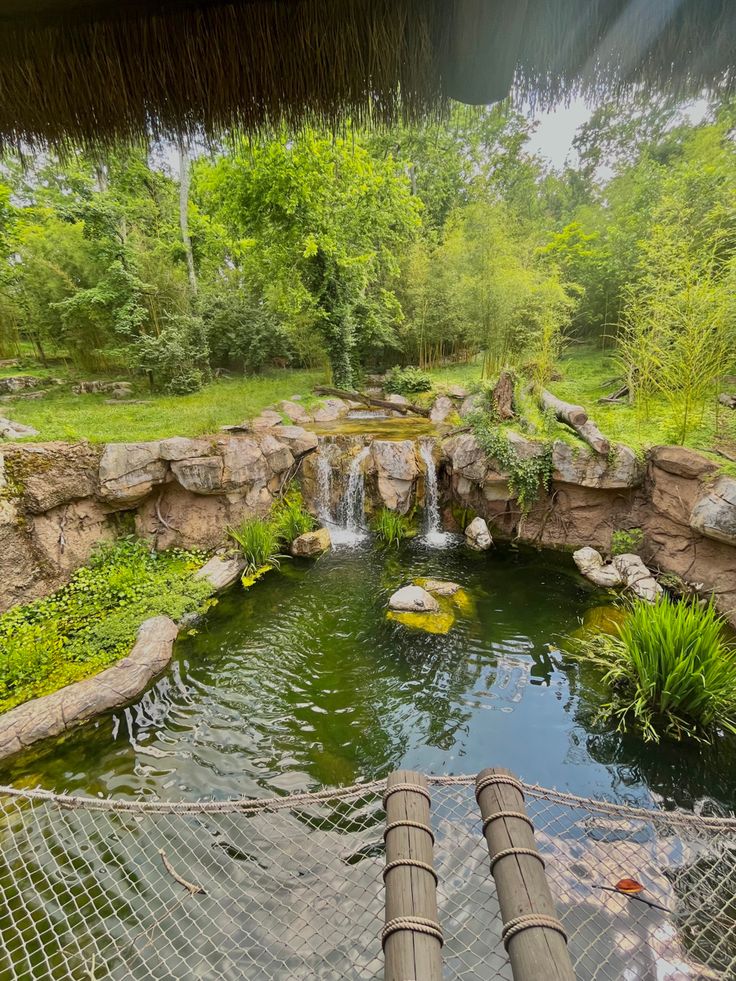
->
<box><xmin>526</xmin><ymin>97</ymin><xmax>592</xmax><ymax>169</ymax></box>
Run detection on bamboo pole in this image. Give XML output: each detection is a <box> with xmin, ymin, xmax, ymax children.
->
<box><xmin>383</xmin><ymin>770</ymin><xmax>442</xmax><ymax>981</ymax></box>
<box><xmin>475</xmin><ymin>767</ymin><xmax>574</xmax><ymax>981</ymax></box>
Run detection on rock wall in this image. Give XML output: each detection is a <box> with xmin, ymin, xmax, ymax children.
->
<box><xmin>0</xmin><ymin>426</ymin><xmax>317</xmax><ymax>611</ymax></box>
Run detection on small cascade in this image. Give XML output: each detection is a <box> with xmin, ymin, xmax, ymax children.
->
<box><xmin>315</xmin><ymin>450</ymin><xmax>334</xmax><ymax>526</ymax></box>
<box><xmin>335</xmin><ymin>446</ymin><xmax>370</xmax><ymax>544</ymax></box>
<box><xmin>419</xmin><ymin>440</ymin><xmax>453</xmax><ymax>548</ymax></box>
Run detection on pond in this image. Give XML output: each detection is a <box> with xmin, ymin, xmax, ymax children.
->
<box><xmin>3</xmin><ymin>539</ymin><xmax>735</xmax><ymax>813</ymax></box>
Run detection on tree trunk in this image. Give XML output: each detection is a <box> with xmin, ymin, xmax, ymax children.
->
<box><xmin>178</xmin><ymin>140</ymin><xmax>197</xmax><ymax>295</ymax></box>
<box><xmin>314</xmin><ymin>386</ymin><xmax>430</xmax><ymax>418</ymax></box>
<box><xmin>540</xmin><ymin>389</ymin><xmax>610</xmax><ymax>455</ymax></box>
<box><xmin>492</xmin><ymin>370</ymin><xmax>515</xmax><ymax>420</ymax></box>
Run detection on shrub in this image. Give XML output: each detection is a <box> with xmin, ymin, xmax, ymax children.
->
<box><xmin>228</xmin><ymin>518</ymin><xmax>282</xmax><ymax>574</ymax></box>
<box><xmin>610</xmin><ymin>528</ymin><xmax>645</xmax><ymax>557</ymax></box>
<box><xmin>384</xmin><ymin>365</ymin><xmax>432</xmax><ymax>396</ymax></box>
<box><xmin>578</xmin><ymin>597</ymin><xmax>736</xmax><ymax>743</ymax></box>
<box><xmin>271</xmin><ymin>488</ymin><xmax>316</xmax><ymax>544</ymax></box>
<box><xmin>372</xmin><ymin>508</ymin><xmax>413</xmax><ymax>547</ymax></box>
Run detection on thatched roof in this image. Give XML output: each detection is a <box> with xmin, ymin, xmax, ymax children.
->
<box><xmin>1</xmin><ymin>0</ymin><xmax>735</xmax><ymax>147</ymax></box>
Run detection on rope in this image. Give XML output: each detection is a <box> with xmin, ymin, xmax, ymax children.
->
<box><xmin>475</xmin><ymin>773</ymin><xmax>525</xmax><ymax>801</ymax></box>
<box><xmin>382</xmin><ymin>859</ymin><xmax>438</xmax><ymax>884</ymax></box>
<box><xmin>382</xmin><ymin>783</ymin><xmax>432</xmax><ymax>807</ymax></box>
<box><xmin>384</xmin><ymin>819</ymin><xmax>435</xmax><ymax>844</ymax></box>
<box><xmin>490</xmin><ymin>847</ymin><xmax>545</xmax><ymax>873</ymax></box>
<box><xmin>382</xmin><ymin>916</ymin><xmax>444</xmax><ymax>948</ymax></box>
<box><xmin>481</xmin><ymin>810</ymin><xmax>535</xmax><ymax>834</ymax></box>
<box><xmin>501</xmin><ymin>914</ymin><xmax>568</xmax><ymax>950</ymax></box>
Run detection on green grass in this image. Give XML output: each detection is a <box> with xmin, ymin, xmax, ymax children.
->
<box><xmin>0</xmin><ymin>538</ymin><xmax>213</xmax><ymax>712</ymax></box>
<box><xmin>372</xmin><ymin>508</ymin><xmax>414</xmax><ymax>547</ymax></box>
<box><xmin>271</xmin><ymin>488</ymin><xmax>316</xmax><ymax>544</ymax></box>
<box><xmin>3</xmin><ymin>368</ymin><xmax>326</xmax><ymax>443</ymax></box>
<box><xmin>578</xmin><ymin>597</ymin><xmax>736</xmax><ymax>743</ymax></box>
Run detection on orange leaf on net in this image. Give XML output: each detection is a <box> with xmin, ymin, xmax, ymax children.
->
<box><xmin>615</xmin><ymin>877</ymin><xmax>644</xmax><ymax>894</ymax></box>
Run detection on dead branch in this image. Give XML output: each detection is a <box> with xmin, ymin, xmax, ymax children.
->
<box><xmin>159</xmin><ymin>848</ymin><xmax>206</xmax><ymax>895</ymax></box>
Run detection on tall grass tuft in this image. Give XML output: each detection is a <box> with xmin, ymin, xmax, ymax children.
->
<box><xmin>228</xmin><ymin>518</ymin><xmax>282</xmax><ymax>575</ymax></box>
<box><xmin>372</xmin><ymin>508</ymin><xmax>413</xmax><ymax>547</ymax></box>
<box><xmin>581</xmin><ymin>597</ymin><xmax>736</xmax><ymax>743</ymax></box>
<box><xmin>271</xmin><ymin>488</ymin><xmax>315</xmax><ymax>544</ymax></box>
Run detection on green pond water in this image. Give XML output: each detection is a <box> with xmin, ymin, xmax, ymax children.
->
<box><xmin>3</xmin><ymin>540</ymin><xmax>735</xmax><ymax>812</ymax></box>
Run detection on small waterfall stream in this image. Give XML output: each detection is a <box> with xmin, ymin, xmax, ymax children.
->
<box><xmin>419</xmin><ymin>440</ymin><xmax>453</xmax><ymax>547</ymax></box>
<box><xmin>315</xmin><ymin>443</ymin><xmax>369</xmax><ymax>546</ymax></box>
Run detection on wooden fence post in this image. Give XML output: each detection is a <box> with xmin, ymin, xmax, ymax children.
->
<box><xmin>475</xmin><ymin>767</ymin><xmax>575</xmax><ymax>981</ymax></box>
<box><xmin>383</xmin><ymin>769</ymin><xmax>442</xmax><ymax>981</ymax></box>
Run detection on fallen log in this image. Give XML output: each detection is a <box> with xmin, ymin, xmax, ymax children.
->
<box><xmin>718</xmin><ymin>393</ymin><xmax>736</xmax><ymax>410</ymax></box>
<box><xmin>598</xmin><ymin>385</ymin><xmax>629</xmax><ymax>404</ymax></box>
<box><xmin>540</xmin><ymin>389</ymin><xmax>610</xmax><ymax>456</ymax></box>
<box><xmin>314</xmin><ymin>386</ymin><xmax>430</xmax><ymax>418</ymax></box>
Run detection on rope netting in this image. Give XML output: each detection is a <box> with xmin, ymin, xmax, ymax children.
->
<box><xmin>0</xmin><ymin>776</ymin><xmax>734</xmax><ymax>980</ymax></box>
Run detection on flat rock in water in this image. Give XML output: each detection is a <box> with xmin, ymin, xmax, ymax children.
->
<box><xmin>388</xmin><ymin>585</ymin><xmax>439</xmax><ymax>613</ymax></box>
<box><xmin>420</xmin><ymin>578</ymin><xmax>461</xmax><ymax>596</ymax></box>
<box><xmin>573</xmin><ymin>547</ymin><xmax>622</xmax><ymax>588</ymax></box>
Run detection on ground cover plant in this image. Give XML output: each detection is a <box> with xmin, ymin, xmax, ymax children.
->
<box><xmin>577</xmin><ymin>597</ymin><xmax>736</xmax><ymax>743</ymax></box>
<box><xmin>0</xmin><ymin>538</ymin><xmax>212</xmax><ymax>712</ymax></box>
<box><xmin>229</xmin><ymin>488</ymin><xmax>316</xmax><ymax>577</ymax></box>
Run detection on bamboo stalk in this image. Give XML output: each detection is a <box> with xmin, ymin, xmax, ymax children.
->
<box><xmin>383</xmin><ymin>770</ymin><xmax>442</xmax><ymax>981</ymax></box>
<box><xmin>475</xmin><ymin>767</ymin><xmax>574</xmax><ymax>981</ymax></box>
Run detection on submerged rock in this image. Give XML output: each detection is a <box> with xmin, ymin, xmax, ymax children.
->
<box><xmin>388</xmin><ymin>585</ymin><xmax>439</xmax><ymax>613</ymax></box>
<box><xmin>291</xmin><ymin>528</ymin><xmax>331</xmax><ymax>558</ymax></box>
<box><xmin>573</xmin><ymin>547</ymin><xmax>623</xmax><ymax>588</ymax></box>
<box><xmin>465</xmin><ymin>516</ymin><xmax>493</xmax><ymax>551</ymax></box>
<box><xmin>387</xmin><ymin>609</ymin><xmax>455</xmax><ymax>635</ymax></box>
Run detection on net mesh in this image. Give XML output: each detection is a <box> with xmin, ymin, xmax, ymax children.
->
<box><xmin>0</xmin><ymin>777</ymin><xmax>734</xmax><ymax>980</ymax></box>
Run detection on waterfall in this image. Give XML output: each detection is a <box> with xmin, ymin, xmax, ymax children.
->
<box><xmin>316</xmin><ymin>450</ymin><xmax>334</xmax><ymax>525</ymax></box>
<box><xmin>419</xmin><ymin>440</ymin><xmax>452</xmax><ymax>547</ymax></box>
<box><xmin>336</xmin><ymin>446</ymin><xmax>370</xmax><ymax>542</ymax></box>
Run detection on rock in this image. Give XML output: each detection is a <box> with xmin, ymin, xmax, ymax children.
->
<box><xmin>420</xmin><ymin>578</ymin><xmax>461</xmax><ymax>596</ymax></box>
<box><xmin>220</xmin><ymin>437</ymin><xmax>269</xmax><ymax>487</ymax></box>
<box><xmin>445</xmin><ymin>432</ymin><xmax>488</xmax><ymax>483</ymax></box>
<box><xmin>251</xmin><ymin>410</ymin><xmax>283</xmax><ymax>430</ymax></box>
<box><xmin>690</xmin><ymin>477</ymin><xmax>736</xmax><ymax>545</ymax></box>
<box><xmin>279</xmin><ymin>399</ymin><xmax>310</xmax><ymax>423</ymax></box>
<box><xmin>194</xmin><ymin>554</ymin><xmax>245</xmax><ymax>591</ymax></box>
<box><xmin>448</xmin><ymin>385</ymin><xmax>469</xmax><ymax>399</ymax></box>
<box><xmin>465</xmin><ymin>516</ymin><xmax>493</xmax><ymax>551</ymax></box>
<box><xmin>276</xmin><ymin>425</ymin><xmax>318</xmax><ymax>456</ymax></box>
<box><xmin>171</xmin><ymin>456</ymin><xmax>224</xmax><ymax>494</ymax></box>
<box><xmin>0</xmin><ymin>417</ymin><xmax>39</xmax><ymax>439</ymax></box>
<box><xmin>160</xmin><ymin>436</ymin><xmax>213</xmax><ymax>461</ymax></box>
<box><xmin>98</xmin><ymin>441</ymin><xmax>166</xmax><ymax>505</ymax></box>
<box><xmin>573</xmin><ymin>547</ymin><xmax>623</xmax><ymax>588</ymax></box>
<box><xmin>372</xmin><ymin>439</ymin><xmax>418</xmax><ymax>514</ymax></box>
<box><xmin>552</xmin><ymin>441</ymin><xmax>643</xmax><ymax>488</ymax></box>
<box><xmin>260</xmin><ymin>434</ymin><xmax>295</xmax><ymax>474</ymax></box>
<box><xmin>650</xmin><ymin>445</ymin><xmax>718</xmax><ymax>480</ymax></box>
<box><xmin>5</xmin><ymin>442</ymin><xmax>101</xmax><ymax>512</ymax></box>
<box><xmin>291</xmin><ymin>527</ymin><xmax>331</xmax><ymax>557</ymax></box>
<box><xmin>430</xmin><ymin>395</ymin><xmax>454</xmax><ymax>423</ymax></box>
<box><xmin>506</xmin><ymin>431</ymin><xmax>547</xmax><ymax>461</ymax></box>
<box><xmin>388</xmin><ymin>585</ymin><xmax>440</xmax><ymax>613</ymax></box>
<box><xmin>0</xmin><ymin>616</ymin><xmax>179</xmax><ymax>762</ymax></box>
<box><xmin>312</xmin><ymin>398</ymin><xmax>347</xmax><ymax>422</ymax></box>
<box><xmin>0</xmin><ymin>376</ymin><xmax>43</xmax><ymax>394</ymax></box>
<box><xmin>613</xmin><ymin>553</ymin><xmax>663</xmax><ymax>602</ymax></box>
<box><xmin>460</xmin><ymin>393</ymin><xmax>481</xmax><ymax>417</ymax></box>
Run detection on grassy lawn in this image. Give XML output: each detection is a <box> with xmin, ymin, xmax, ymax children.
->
<box><xmin>3</xmin><ymin>368</ymin><xmax>327</xmax><ymax>442</ymax></box>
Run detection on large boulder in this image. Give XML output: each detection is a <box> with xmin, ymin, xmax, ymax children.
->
<box><xmin>279</xmin><ymin>399</ymin><xmax>310</xmax><ymax>424</ymax></box>
<box><xmin>573</xmin><ymin>546</ymin><xmax>623</xmax><ymax>588</ymax></box>
<box><xmin>220</xmin><ymin>437</ymin><xmax>270</xmax><ymax>487</ymax></box>
<box><xmin>194</xmin><ymin>554</ymin><xmax>245</xmax><ymax>591</ymax></box>
<box><xmin>552</xmin><ymin>441</ymin><xmax>643</xmax><ymax>488</ymax></box>
<box><xmin>312</xmin><ymin>398</ymin><xmax>347</xmax><ymax>422</ymax></box>
<box><xmin>260</xmin><ymin>434</ymin><xmax>295</xmax><ymax>474</ymax></box>
<box><xmin>291</xmin><ymin>527</ymin><xmax>331</xmax><ymax>557</ymax></box>
<box><xmin>465</xmin><ymin>516</ymin><xmax>493</xmax><ymax>551</ymax></box>
<box><xmin>690</xmin><ymin>477</ymin><xmax>736</xmax><ymax>546</ymax></box>
<box><xmin>371</xmin><ymin>439</ymin><xmax>418</xmax><ymax>514</ymax></box>
<box><xmin>0</xmin><ymin>417</ymin><xmax>39</xmax><ymax>439</ymax></box>
<box><xmin>650</xmin><ymin>445</ymin><xmax>718</xmax><ymax>480</ymax></box>
<box><xmin>4</xmin><ymin>442</ymin><xmax>101</xmax><ymax>512</ymax></box>
<box><xmin>277</xmin><ymin>425</ymin><xmax>319</xmax><ymax>456</ymax></box>
<box><xmin>98</xmin><ymin>441</ymin><xmax>166</xmax><ymax>505</ymax></box>
<box><xmin>388</xmin><ymin>585</ymin><xmax>439</xmax><ymax>613</ymax></box>
<box><xmin>170</xmin><ymin>456</ymin><xmax>224</xmax><ymax>494</ymax></box>
<box><xmin>445</xmin><ymin>432</ymin><xmax>488</xmax><ymax>483</ymax></box>
<box><xmin>160</xmin><ymin>436</ymin><xmax>214</xmax><ymax>461</ymax></box>
<box><xmin>430</xmin><ymin>395</ymin><xmax>454</xmax><ymax>424</ymax></box>
<box><xmin>251</xmin><ymin>409</ymin><xmax>283</xmax><ymax>430</ymax></box>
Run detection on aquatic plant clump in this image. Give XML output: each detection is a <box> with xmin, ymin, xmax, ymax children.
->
<box><xmin>372</xmin><ymin>508</ymin><xmax>414</xmax><ymax>547</ymax></box>
<box><xmin>0</xmin><ymin>538</ymin><xmax>212</xmax><ymax>713</ymax></box>
<box><xmin>579</xmin><ymin>597</ymin><xmax>736</xmax><ymax>743</ymax></box>
<box><xmin>228</xmin><ymin>518</ymin><xmax>283</xmax><ymax>575</ymax></box>
<box><xmin>271</xmin><ymin>488</ymin><xmax>316</xmax><ymax>544</ymax></box>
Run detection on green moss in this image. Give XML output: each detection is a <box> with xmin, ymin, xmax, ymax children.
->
<box><xmin>0</xmin><ymin>538</ymin><xmax>212</xmax><ymax>713</ymax></box>
<box><xmin>387</xmin><ymin>609</ymin><xmax>456</xmax><ymax>634</ymax></box>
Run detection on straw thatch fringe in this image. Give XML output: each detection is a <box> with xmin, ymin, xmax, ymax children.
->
<box><xmin>0</xmin><ymin>0</ymin><xmax>735</xmax><ymax>149</ymax></box>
